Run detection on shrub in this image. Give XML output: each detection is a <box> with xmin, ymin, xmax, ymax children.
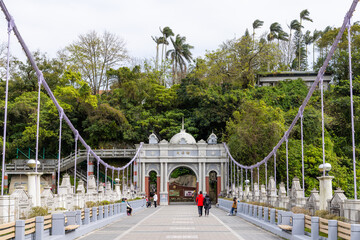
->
<box><xmin>86</xmin><ymin>201</ymin><xmax>97</xmax><ymax>208</ymax></box>
<box><xmin>28</xmin><ymin>207</ymin><xmax>49</xmax><ymax>218</ymax></box>
<box><xmin>73</xmin><ymin>206</ymin><xmax>82</xmax><ymax>210</ymax></box>
<box><xmin>99</xmin><ymin>200</ymin><xmax>110</xmax><ymax>206</ymax></box>
<box><xmin>55</xmin><ymin>207</ymin><xmax>67</xmax><ymax>211</ymax></box>
<box><xmin>315</xmin><ymin>210</ymin><xmax>329</xmax><ymax>218</ymax></box>
<box><xmin>292</xmin><ymin>207</ymin><xmax>311</xmax><ymax>215</ymax></box>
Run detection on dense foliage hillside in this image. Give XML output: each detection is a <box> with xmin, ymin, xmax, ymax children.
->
<box><xmin>1</xmin><ymin>20</ymin><xmax>360</xmax><ymax>198</ymax></box>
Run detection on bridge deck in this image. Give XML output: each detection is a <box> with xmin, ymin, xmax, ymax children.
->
<box><xmin>76</xmin><ymin>205</ymin><xmax>281</xmax><ymax>240</ymax></box>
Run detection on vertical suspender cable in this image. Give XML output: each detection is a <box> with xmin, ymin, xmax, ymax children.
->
<box><xmin>348</xmin><ymin>19</ymin><xmax>357</xmax><ymax>200</ymax></box>
<box><xmin>320</xmin><ymin>75</ymin><xmax>326</xmax><ymax>177</ymax></box>
<box><xmin>257</xmin><ymin>167</ymin><xmax>260</xmax><ymax>189</ymax></box>
<box><xmin>112</xmin><ymin>168</ymin><xmax>114</xmax><ymax>190</ymax></box>
<box><xmin>241</xmin><ymin>168</ymin><xmax>243</xmax><ymax>189</ymax></box>
<box><xmin>1</xmin><ymin>17</ymin><xmax>13</xmax><ymax>195</ymax></box>
<box><xmin>35</xmin><ymin>79</ymin><xmax>42</xmax><ymax>175</ymax></box>
<box><xmin>237</xmin><ymin>165</ymin><xmax>239</xmax><ymax>187</ymax></box>
<box><xmin>86</xmin><ymin>150</ymin><xmax>89</xmax><ymax>192</ymax></box>
<box><xmin>122</xmin><ymin>169</ymin><xmax>124</xmax><ymax>193</ymax></box>
<box><xmin>105</xmin><ymin>166</ymin><xmax>107</xmax><ymax>187</ymax></box>
<box><xmin>265</xmin><ymin>161</ymin><xmax>268</xmax><ymax>189</ymax></box>
<box><xmin>57</xmin><ymin>110</ymin><xmax>64</xmax><ymax>193</ymax></box>
<box><xmin>73</xmin><ymin>131</ymin><xmax>78</xmax><ymax>194</ymax></box>
<box><xmin>274</xmin><ymin>152</ymin><xmax>277</xmax><ymax>188</ymax></box>
<box><xmin>286</xmin><ymin>137</ymin><xmax>289</xmax><ymax>195</ymax></box>
<box><xmin>301</xmin><ymin>114</ymin><xmax>305</xmax><ymax>197</ymax></box>
<box><xmin>97</xmin><ymin>159</ymin><xmax>99</xmax><ymax>192</ymax></box>
<box><xmin>251</xmin><ymin>168</ymin><xmax>253</xmax><ymax>191</ymax></box>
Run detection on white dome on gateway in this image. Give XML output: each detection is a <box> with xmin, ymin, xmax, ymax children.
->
<box><xmin>169</xmin><ymin>119</ymin><xmax>196</xmax><ymax>144</ymax></box>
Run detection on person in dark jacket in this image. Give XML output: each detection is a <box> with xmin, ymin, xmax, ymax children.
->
<box><xmin>195</xmin><ymin>191</ymin><xmax>204</xmax><ymax>217</ymax></box>
<box><xmin>203</xmin><ymin>194</ymin><xmax>211</xmax><ymax>216</ymax></box>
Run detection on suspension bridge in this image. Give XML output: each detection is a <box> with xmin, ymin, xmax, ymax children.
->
<box><xmin>0</xmin><ymin>0</ymin><xmax>359</xmax><ymax>239</ymax></box>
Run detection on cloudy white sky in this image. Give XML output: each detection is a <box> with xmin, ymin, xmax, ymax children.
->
<box><xmin>0</xmin><ymin>0</ymin><xmax>358</xmax><ymax>62</ymax></box>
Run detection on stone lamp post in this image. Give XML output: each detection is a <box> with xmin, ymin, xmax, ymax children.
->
<box><xmin>26</xmin><ymin>159</ymin><xmax>42</xmax><ymax>207</ymax></box>
<box><xmin>244</xmin><ymin>179</ymin><xmax>250</xmax><ymax>198</ymax></box>
<box><xmin>317</xmin><ymin>163</ymin><xmax>334</xmax><ymax>210</ymax></box>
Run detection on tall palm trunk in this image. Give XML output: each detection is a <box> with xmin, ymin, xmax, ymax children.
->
<box><xmin>288</xmin><ymin>31</ymin><xmax>292</xmax><ymax>68</ymax></box>
<box><xmin>313</xmin><ymin>43</ymin><xmax>315</xmax><ymax>70</ymax></box>
<box><xmin>298</xmin><ymin>19</ymin><xmax>302</xmax><ymax>71</ymax></box>
<box><xmin>155</xmin><ymin>44</ymin><xmax>159</xmax><ymax>71</ymax></box>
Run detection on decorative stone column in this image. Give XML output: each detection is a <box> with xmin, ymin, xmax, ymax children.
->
<box><xmin>317</xmin><ymin>176</ymin><xmax>334</xmax><ymax>210</ymax></box>
<box><xmin>26</xmin><ymin>172</ymin><xmax>42</xmax><ymax>207</ymax></box>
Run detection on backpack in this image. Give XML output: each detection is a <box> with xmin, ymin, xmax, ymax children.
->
<box><xmin>203</xmin><ymin>197</ymin><xmax>211</xmax><ymax>206</ymax></box>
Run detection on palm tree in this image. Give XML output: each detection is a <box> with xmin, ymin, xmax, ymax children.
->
<box><xmin>160</xmin><ymin>26</ymin><xmax>174</xmax><ymax>67</ymax></box>
<box><xmin>287</xmin><ymin>20</ymin><xmax>301</xmax><ymax>66</ymax></box>
<box><xmin>252</xmin><ymin>19</ymin><xmax>264</xmax><ymax>45</ymax></box>
<box><xmin>166</xmin><ymin>34</ymin><xmax>194</xmax><ymax>84</ymax></box>
<box><xmin>298</xmin><ymin>9</ymin><xmax>313</xmax><ymax>70</ymax></box>
<box><xmin>304</xmin><ymin>30</ymin><xmax>313</xmax><ymax>70</ymax></box>
<box><xmin>312</xmin><ymin>30</ymin><xmax>321</xmax><ymax>70</ymax></box>
<box><xmin>152</xmin><ymin>36</ymin><xmax>165</xmax><ymax>71</ymax></box>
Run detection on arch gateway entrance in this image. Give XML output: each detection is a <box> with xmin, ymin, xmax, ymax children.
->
<box><xmin>136</xmin><ymin>124</ymin><xmax>227</xmax><ymax>205</ymax></box>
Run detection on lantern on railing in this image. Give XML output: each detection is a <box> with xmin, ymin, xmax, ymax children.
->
<box><xmin>27</xmin><ymin>159</ymin><xmax>40</xmax><ymax>168</ymax></box>
<box><xmin>318</xmin><ymin>163</ymin><xmax>332</xmax><ymax>176</ymax></box>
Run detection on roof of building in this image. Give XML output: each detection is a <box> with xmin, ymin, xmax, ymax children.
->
<box><xmin>257</xmin><ymin>71</ymin><xmax>332</xmax><ymax>78</ymax></box>
<box><xmin>169</xmin><ymin>119</ymin><xmax>196</xmax><ymax>144</ymax></box>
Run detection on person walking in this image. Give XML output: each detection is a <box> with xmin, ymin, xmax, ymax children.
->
<box><xmin>203</xmin><ymin>194</ymin><xmax>211</xmax><ymax>216</ymax></box>
<box><xmin>126</xmin><ymin>199</ymin><xmax>133</xmax><ymax>216</ymax></box>
<box><xmin>195</xmin><ymin>191</ymin><xmax>204</xmax><ymax>217</ymax></box>
<box><xmin>229</xmin><ymin>197</ymin><xmax>237</xmax><ymax>216</ymax></box>
<box><xmin>153</xmin><ymin>193</ymin><xmax>158</xmax><ymax>208</ymax></box>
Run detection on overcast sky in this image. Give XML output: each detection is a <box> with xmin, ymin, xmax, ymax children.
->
<box><xmin>0</xmin><ymin>0</ymin><xmax>358</xmax><ymax>63</ymax></box>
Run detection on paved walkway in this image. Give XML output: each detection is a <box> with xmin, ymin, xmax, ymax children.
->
<box><xmin>76</xmin><ymin>206</ymin><xmax>281</xmax><ymax>240</ymax></box>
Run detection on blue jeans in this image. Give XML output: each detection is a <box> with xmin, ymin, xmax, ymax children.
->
<box><xmin>230</xmin><ymin>207</ymin><xmax>236</xmax><ymax>215</ymax></box>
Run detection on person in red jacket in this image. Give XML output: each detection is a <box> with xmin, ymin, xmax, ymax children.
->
<box><xmin>196</xmin><ymin>191</ymin><xmax>204</xmax><ymax>217</ymax></box>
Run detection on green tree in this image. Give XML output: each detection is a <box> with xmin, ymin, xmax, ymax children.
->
<box><xmin>298</xmin><ymin>9</ymin><xmax>313</xmax><ymax>70</ymax></box>
<box><xmin>66</xmin><ymin>31</ymin><xmax>128</xmax><ymax>94</ymax></box>
<box><xmin>166</xmin><ymin>34</ymin><xmax>194</xmax><ymax>84</ymax></box>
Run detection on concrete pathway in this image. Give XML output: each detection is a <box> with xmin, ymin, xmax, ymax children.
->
<box><xmin>76</xmin><ymin>205</ymin><xmax>281</xmax><ymax>240</ymax></box>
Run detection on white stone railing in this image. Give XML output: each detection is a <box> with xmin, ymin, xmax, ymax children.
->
<box><xmin>217</xmin><ymin>199</ymin><xmax>360</xmax><ymax>240</ymax></box>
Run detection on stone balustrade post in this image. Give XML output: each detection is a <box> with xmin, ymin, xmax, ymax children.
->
<box><xmin>277</xmin><ymin>210</ymin><xmax>282</xmax><ymax>225</ymax></box>
<box><xmin>98</xmin><ymin>206</ymin><xmax>104</xmax><ymax>220</ymax></box>
<box><xmin>311</xmin><ymin>217</ymin><xmax>319</xmax><ymax>240</ymax></box>
<box><xmin>109</xmin><ymin>204</ymin><xmax>113</xmax><ymax>217</ymax></box>
<box><xmin>249</xmin><ymin>205</ymin><xmax>253</xmax><ymax>217</ymax></box>
<box><xmin>237</xmin><ymin>202</ymin><xmax>242</xmax><ymax>214</ymax></box>
<box><xmin>264</xmin><ymin>207</ymin><xmax>269</xmax><ymax>222</ymax></box>
<box><xmin>258</xmin><ymin>206</ymin><xmax>263</xmax><ymax>220</ymax></box>
<box><xmin>35</xmin><ymin>216</ymin><xmax>44</xmax><ymax>240</ymax></box>
<box><xmin>113</xmin><ymin>203</ymin><xmax>117</xmax><ymax>214</ymax></box>
<box><xmin>244</xmin><ymin>204</ymin><xmax>248</xmax><ymax>215</ymax></box>
<box><xmin>84</xmin><ymin>208</ymin><xmax>90</xmax><ymax>225</ymax></box>
<box><xmin>253</xmin><ymin>205</ymin><xmax>258</xmax><ymax>218</ymax></box>
<box><xmin>91</xmin><ymin>207</ymin><xmax>97</xmax><ymax>222</ymax></box>
<box><xmin>281</xmin><ymin>211</ymin><xmax>292</xmax><ymax>225</ymax></box>
<box><xmin>292</xmin><ymin>214</ymin><xmax>304</xmax><ymax>236</ymax></box>
<box><xmin>117</xmin><ymin>203</ymin><xmax>121</xmax><ymax>214</ymax></box>
<box><xmin>270</xmin><ymin>209</ymin><xmax>276</xmax><ymax>225</ymax></box>
<box><xmin>65</xmin><ymin>211</ymin><xmax>76</xmax><ymax>225</ymax></box>
<box><xmin>15</xmin><ymin>220</ymin><xmax>25</xmax><ymax>240</ymax></box>
<box><xmin>351</xmin><ymin>224</ymin><xmax>360</xmax><ymax>240</ymax></box>
<box><xmin>51</xmin><ymin>214</ymin><xmax>65</xmax><ymax>235</ymax></box>
<box><xmin>104</xmin><ymin>205</ymin><xmax>109</xmax><ymax>218</ymax></box>
<box><xmin>327</xmin><ymin>220</ymin><xmax>337</xmax><ymax>240</ymax></box>
<box><xmin>120</xmin><ymin>203</ymin><xmax>126</xmax><ymax>213</ymax></box>
<box><xmin>76</xmin><ymin>210</ymin><xmax>82</xmax><ymax>225</ymax></box>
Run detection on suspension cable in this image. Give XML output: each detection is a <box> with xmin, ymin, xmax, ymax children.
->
<box><xmin>73</xmin><ymin>131</ymin><xmax>79</xmax><ymax>194</ymax></box>
<box><xmin>57</xmin><ymin>110</ymin><xmax>64</xmax><ymax>194</ymax></box>
<box><xmin>1</xmin><ymin>16</ymin><xmax>13</xmax><ymax>196</ymax></box>
<box><xmin>348</xmin><ymin>19</ymin><xmax>357</xmax><ymax>200</ymax></box>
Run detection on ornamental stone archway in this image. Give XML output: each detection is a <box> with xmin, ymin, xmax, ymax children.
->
<box><xmin>137</xmin><ymin>123</ymin><xmax>227</xmax><ymax>205</ymax></box>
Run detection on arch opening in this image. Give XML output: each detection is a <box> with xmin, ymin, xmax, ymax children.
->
<box><xmin>168</xmin><ymin>166</ymin><xmax>197</xmax><ymax>204</ymax></box>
